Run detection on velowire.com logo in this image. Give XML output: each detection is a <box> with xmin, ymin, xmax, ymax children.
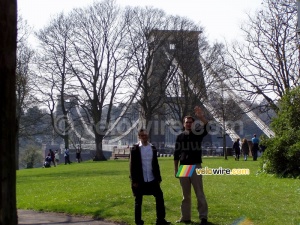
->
<box><xmin>176</xmin><ymin>165</ymin><xmax>250</xmax><ymax>177</ymax></box>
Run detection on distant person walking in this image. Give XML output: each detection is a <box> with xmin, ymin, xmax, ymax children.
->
<box><xmin>76</xmin><ymin>145</ymin><xmax>82</xmax><ymax>163</ymax></box>
<box><xmin>64</xmin><ymin>148</ymin><xmax>71</xmax><ymax>165</ymax></box>
<box><xmin>232</xmin><ymin>138</ymin><xmax>241</xmax><ymax>161</ymax></box>
<box><xmin>252</xmin><ymin>134</ymin><xmax>260</xmax><ymax>161</ymax></box>
<box><xmin>55</xmin><ymin>150</ymin><xmax>60</xmax><ymax>165</ymax></box>
<box><xmin>49</xmin><ymin>149</ymin><xmax>56</xmax><ymax>167</ymax></box>
<box><xmin>241</xmin><ymin>138</ymin><xmax>249</xmax><ymax>161</ymax></box>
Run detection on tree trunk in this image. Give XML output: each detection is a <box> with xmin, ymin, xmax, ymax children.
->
<box><xmin>64</xmin><ymin>135</ymin><xmax>69</xmax><ymax>149</ymax></box>
<box><xmin>15</xmin><ymin>127</ymin><xmax>20</xmax><ymax>169</ymax></box>
<box><xmin>0</xmin><ymin>0</ymin><xmax>18</xmax><ymax>224</ymax></box>
<box><xmin>93</xmin><ymin>134</ymin><xmax>107</xmax><ymax>161</ymax></box>
<box><xmin>15</xmin><ymin>98</ymin><xmax>21</xmax><ymax>170</ymax></box>
<box><xmin>63</xmin><ymin>116</ymin><xmax>69</xmax><ymax>149</ymax></box>
<box><xmin>223</xmin><ymin>132</ymin><xmax>228</xmax><ymax>160</ymax></box>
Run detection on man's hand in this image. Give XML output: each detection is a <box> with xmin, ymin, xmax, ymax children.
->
<box><xmin>175</xmin><ymin>168</ymin><xmax>178</xmax><ymax>178</ymax></box>
<box><xmin>132</xmin><ymin>182</ymin><xmax>139</xmax><ymax>188</ymax></box>
<box><xmin>194</xmin><ymin>106</ymin><xmax>207</xmax><ymax>124</ymax></box>
<box><xmin>174</xmin><ymin>160</ymin><xmax>179</xmax><ymax>178</ymax></box>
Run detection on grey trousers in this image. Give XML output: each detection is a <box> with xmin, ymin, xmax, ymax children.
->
<box><xmin>179</xmin><ymin>164</ymin><xmax>208</xmax><ymax>221</ymax></box>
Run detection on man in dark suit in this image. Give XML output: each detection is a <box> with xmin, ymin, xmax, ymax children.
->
<box><xmin>130</xmin><ymin>128</ymin><xmax>170</xmax><ymax>225</ymax></box>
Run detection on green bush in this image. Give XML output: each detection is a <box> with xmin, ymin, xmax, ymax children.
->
<box><xmin>19</xmin><ymin>145</ymin><xmax>43</xmax><ymax>169</ymax></box>
<box><xmin>261</xmin><ymin>87</ymin><xmax>300</xmax><ymax>178</ymax></box>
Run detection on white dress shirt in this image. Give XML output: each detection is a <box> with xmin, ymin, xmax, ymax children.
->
<box><xmin>139</xmin><ymin>141</ymin><xmax>155</xmax><ymax>182</ymax></box>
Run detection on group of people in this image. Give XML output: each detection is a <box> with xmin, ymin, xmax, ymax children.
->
<box><xmin>63</xmin><ymin>145</ymin><xmax>82</xmax><ymax>164</ymax></box>
<box><xmin>43</xmin><ymin>145</ymin><xmax>82</xmax><ymax>167</ymax></box>
<box><xmin>130</xmin><ymin>106</ymin><xmax>209</xmax><ymax>225</ymax></box>
<box><xmin>43</xmin><ymin>149</ymin><xmax>60</xmax><ymax>168</ymax></box>
<box><xmin>232</xmin><ymin>134</ymin><xmax>261</xmax><ymax>161</ymax></box>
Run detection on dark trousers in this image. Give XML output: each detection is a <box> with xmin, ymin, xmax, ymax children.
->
<box><xmin>253</xmin><ymin>144</ymin><xmax>259</xmax><ymax>161</ymax></box>
<box><xmin>235</xmin><ymin>150</ymin><xmax>240</xmax><ymax>160</ymax></box>
<box><xmin>51</xmin><ymin>159</ymin><xmax>56</xmax><ymax>166</ymax></box>
<box><xmin>64</xmin><ymin>155</ymin><xmax>71</xmax><ymax>164</ymax></box>
<box><xmin>76</xmin><ymin>153</ymin><xmax>82</xmax><ymax>162</ymax></box>
<box><xmin>133</xmin><ymin>180</ymin><xmax>166</xmax><ymax>224</ymax></box>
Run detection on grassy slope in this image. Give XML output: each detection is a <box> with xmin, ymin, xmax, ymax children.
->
<box><xmin>17</xmin><ymin>157</ymin><xmax>300</xmax><ymax>225</ymax></box>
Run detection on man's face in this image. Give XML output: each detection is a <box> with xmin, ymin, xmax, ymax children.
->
<box><xmin>138</xmin><ymin>131</ymin><xmax>149</xmax><ymax>143</ymax></box>
<box><xmin>184</xmin><ymin>118</ymin><xmax>194</xmax><ymax>130</ymax></box>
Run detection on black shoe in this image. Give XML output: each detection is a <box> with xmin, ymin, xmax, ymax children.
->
<box><xmin>200</xmin><ymin>218</ymin><xmax>207</xmax><ymax>225</ymax></box>
<box><xmin>156</xmin><ymin>219</ymin><xmax>171</xmax><ymax>225</ymax></box>
<box><xmin>176</xmin><ymin>220</ymin><xmax>192</xmax><ymax>224</ymax></box>
<box><xmin>136</xmin><ymin>220</ymin><xmax>144</xmax><ymax>225</ymax></box>
<box><xmin>156</xmin><ymin>219</ymin><xmax>170</xmax><ymax>225</ymax></box>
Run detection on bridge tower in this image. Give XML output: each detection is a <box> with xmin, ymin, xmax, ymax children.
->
<box><xmin>145</xmin><ymin>30</ymin><xmax>212</xmax><ymax>149</ymax></box>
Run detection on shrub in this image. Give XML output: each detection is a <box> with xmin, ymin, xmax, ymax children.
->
<box><xmin>261</xmin><ymin>87</ymin><xmax>300</xmax><ymax>178</ymax></box>
<box><xmin>19</xmin><ymin>145</ymin><xmax>43</xmax><ymax>169</ymax></box>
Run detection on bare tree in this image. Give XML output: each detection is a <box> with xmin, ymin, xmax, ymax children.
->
<box><xmin>123</xmin><ymin>7</ymin><xmax>173</xmax><ymax>131</ymax></box>
<box><xmin>201</xmin><ymin>42</ymin><xmax>244</xmax><ymax>159</ymax></box>
<box><xmin>224</xmin><ymin>0</ymin><xmax>299</xmax><ymax>113</ymax></box>
<box><xmin>124</xmin><ymin>7</ymin><xmax>233</xmax><ymax>152</ymax></box>
<box><xmin>0</xmin><ymin>0</ymin><xmax>18</xmax><ymax>223</ymax></box>
<box><xmin>16</xmin><ymin>16</ymin><xmax>34</xmax><ymax>169</ymax></box>
<box><xmin>35</xmin><ymin>13</ymin><xmax>75</xmax><ymax>149</ymax></box>
<box><xmin>124</xmin><ymin>7</ymin><xmax>209</xmax><ymax>138</ymax></box>
<box><xmin>19</xmin><ymin>145</ymin><xmax>43</xmax><ymax>169</ymax></box>
<box><xmin>207</xmin><ymin>85</ymin><xmax>244</xmax><ymax>159</ymax></box>
<box><xmin>68</xmin><ymin>0</ymin><xmax>131</xmax><ymax>160</ymax></box>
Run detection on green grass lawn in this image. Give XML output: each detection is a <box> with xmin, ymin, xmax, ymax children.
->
<box><xmin>17</xmin><ymin>157</ymin><xmax>300</xmax><ymax>225</ymax></box>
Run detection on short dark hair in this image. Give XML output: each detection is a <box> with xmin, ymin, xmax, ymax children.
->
<box><xmin>138</xmin><ymin>128</ymin><xmax>147</xmax><ymax>135</ymax></box>
<box><xmin>183</xmin><ymin>116</ymin><xmax>195</xmax><ymax>123</ymax></box>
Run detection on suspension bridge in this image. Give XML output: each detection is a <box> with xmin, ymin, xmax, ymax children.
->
<box><xmin>56</xmin><ymin>30</ymin><xmax>274</xmax><ymax>155</ymax></box>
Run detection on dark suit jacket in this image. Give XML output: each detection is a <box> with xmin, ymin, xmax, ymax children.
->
<box><xmin>129</xmin><ymin>143</ymin><xmax>162</xmax><ymax>184</ymax></box>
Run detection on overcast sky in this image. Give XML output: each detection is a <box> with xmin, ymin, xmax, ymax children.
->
<box><xmin>18</xmin><ymin>0</ymin><xmax>263</xmax><ymax>43</ymax></box>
